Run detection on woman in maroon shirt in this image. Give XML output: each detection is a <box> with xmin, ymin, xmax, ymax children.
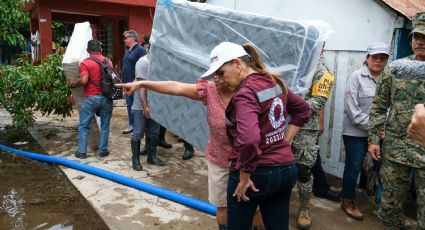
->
<box><xmin>199</xmin><ymin>42</ymin><xmax>311</xmax><ymax>230</ymax></box>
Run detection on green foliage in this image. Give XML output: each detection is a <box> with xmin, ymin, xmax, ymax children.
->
<box><xmin>52</xmin><ymin>21</ymin><xmax>72</xmax><ymax>43</ymax></box>
<box><xmin>0</xmin><ymin>1</ymin><xmax>72</xmax><ymax>48</ymax></box>
<box><xmin>0</xmin><ymin>0</ymin><xmax>30</xmax><ymax>47</ymax></box>
<box><xmin>0</xmin><ymin>53</ymin><xmax>72</xmax><ymax>129</ymax></box>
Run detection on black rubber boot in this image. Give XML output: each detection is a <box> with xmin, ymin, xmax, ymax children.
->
<box><xmin>147</xmin><ymin>137</ymin><xmax>165</xmax><ymax>166</ymax></box>
<box><xmin>131</xmin><ymin>140</ymin><xmax>143</xmax><ymax>171</ymax></box>
<box><xmin>158</xmin><ymin>126</ymin><xmax>172</xmax><ymax>149</ymax></box>
<box><xmin>140</xmin><ymin>137</ymin><xmax>148</xmax><ymax>156</ymax></box>
<box><xmin>182</xmin><ymin>140</ymin><xmax>194</xmax><ymax>160</ymax></box>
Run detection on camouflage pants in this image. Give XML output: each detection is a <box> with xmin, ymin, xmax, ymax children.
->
<box><xmin>379</xmin><ymin>158</ymin><xmax>425</xmax><ymax>229</ymax></box>
<box><xmin>292</xmin><ymin>129</ymin><xmax>319</xmax><ymax>210</ymax></box>
<box><xmin>292</xmin><ymin>129</ymin><xmax>319</xmax><ymax>167</ymax></box>
<box><xmin>297</xmin><ymin>176</ymin><xmax>313</xmax><ymax>210</ymax></box>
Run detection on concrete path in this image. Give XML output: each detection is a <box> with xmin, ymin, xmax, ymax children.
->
<box><xmin>0</xmin><ymin>106</ymin><xmax>407</xmax><ymax>229</ymax></box>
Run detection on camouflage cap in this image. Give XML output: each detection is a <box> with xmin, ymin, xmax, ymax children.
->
<box><xmin>412</xmin><ymin>12</ymin><xmax>425</xmax><ymax>35</ymax></box>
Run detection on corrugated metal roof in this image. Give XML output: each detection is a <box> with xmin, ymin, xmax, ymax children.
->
<box><xmin>380</xmin><ymin>0</ymin><xmax>425</xmax><ymax>19</ymax></box>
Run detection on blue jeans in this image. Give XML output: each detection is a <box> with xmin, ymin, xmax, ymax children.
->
<box><xmin>342</xmin><ymin>135</ymin><xmax>368</xmax><ymax>199</ymax></box>
<box><xmin>125</xmin><ymin>95</ymin><xmax>134</xmax><ymax>126</ymax></box>
<box><xmin>131</xmin><ymin>110</ymin><xmax>160</xmax><ymax>142</ymax></box>
<box><xmin>227</xmin><ymin>165</ymin><xmax>297</xmax><ymax>230</ymax></box>
<box><xmin>78</xmin><ymin>96</ymin><xmax>113</xmax><ymax>154</ymax></box>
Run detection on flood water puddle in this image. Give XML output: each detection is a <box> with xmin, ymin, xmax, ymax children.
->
<box><xmin>0</xmin><ymin>129</ymin><xmax>108</xmax><ymax>230</ymax></box>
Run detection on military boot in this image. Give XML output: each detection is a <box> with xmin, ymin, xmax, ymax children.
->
<box><xmin>297</xmin><ymin>209</ymin><xmax>311</xmax><ymax>230</ymax></box>
<box><xmin>297</xmin><ymin>180</ymin><xmax>313</xmax><ymax>229</ymax></box>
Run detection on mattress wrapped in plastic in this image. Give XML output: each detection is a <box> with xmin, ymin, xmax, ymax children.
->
<box><xmin>62</xmin><ymin>22</ymin><xmax>100</xmax><ymax>132</ymax></box>
<box><xmin>62</xmin><ymin>22</ymin><xmax>92</xmax><ymax>82</ymax></box>
<box><xmin>148</xmin><ymin>0</ymin><xmax>331</xmax><ymax>151</ymax></box>
<box><xmin>62</xmin><ymin>22</ymin><xmax>93</xmax><ymax>108</ymax></box>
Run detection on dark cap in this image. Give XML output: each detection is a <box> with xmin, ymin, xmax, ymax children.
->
<box><xmin>87</xmin><ymin>39</ymin><xmax>103</xmax><ymax>53</ymax></box>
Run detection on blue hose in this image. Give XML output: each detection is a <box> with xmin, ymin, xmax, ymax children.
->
<box><xmin>0</xmin><ymin>144</ymin><xmax>217</xmax><ymax>216</ymax></box>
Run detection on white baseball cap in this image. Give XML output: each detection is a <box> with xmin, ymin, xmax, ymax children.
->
<box><xmin>367</xmin><ymin>42</ymin><xmax>390</xmax><ymax>56</ymax></box>
<box><xmin>200</xmin><ymin>42</ymin><xmax>248</xmax><ymax>80</ymax></box>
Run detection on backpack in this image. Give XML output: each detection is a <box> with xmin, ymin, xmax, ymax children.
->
<box><xmin>88</xmin><ymin>57</ymin><xmax>123</xmax><ymax>100</ymax></box>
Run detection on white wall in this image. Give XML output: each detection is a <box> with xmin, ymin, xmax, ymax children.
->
<box><xmin>207</xmin><ymin>0</ymin><xmax>397</xmax><ymax>51</ymax></box>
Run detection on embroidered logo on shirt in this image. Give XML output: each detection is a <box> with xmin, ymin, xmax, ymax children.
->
<box><xmin>269</xmin><ymin>97</ymin><xmax>285</xmax><ymax>129</ymax></box>
<box><xmin>312</xmin><ymin>71</ymin><xmax>334</xmax><ymax>98</ymax></box>
<box><xmin>266</xmin><ymin>98</ymin><xmax>286</xmax><ymax>145</ymax></box>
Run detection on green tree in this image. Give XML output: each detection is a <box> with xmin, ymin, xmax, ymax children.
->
<box><xmin>0</xmin><ymin>1</ymin><xmax>74</xmax><ymax>129</ymax></box>
<box><xmin>0</xmin><ymin>53</ymin><xmax>72</xmax><ymax>129</ymax></box>
<box><xmin>0</xmin><ymin>0</ymin><xmax>29</xmax><ymax>47</ymax></box>
<box><xmin>52</xmin><ymin>21</ymin><xmax>71</xmax><ymax>43</ymax></box>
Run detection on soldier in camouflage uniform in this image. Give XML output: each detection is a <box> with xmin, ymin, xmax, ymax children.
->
<box><xmin>368</xmin><ymin>12</ymin><xmax>425</xmax><ymax>229</ymax></box>
<box><xmin>292</xmin><ymin>57</ymin><xmax>335</xmax><ymax>229</ymax></box>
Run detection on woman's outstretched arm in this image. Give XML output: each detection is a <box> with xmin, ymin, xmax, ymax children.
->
<box><xmin>116</xmin><ymin>80</ymin><xmax>199</xmax><ymax>101</ymax></box>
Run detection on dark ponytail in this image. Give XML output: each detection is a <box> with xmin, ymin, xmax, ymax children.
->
<box><xmin>364</xmin><ymin>54</ymin><xmax>370</xmax><ymax>66</ymax></box>
<box><xmin>241</xmin><ymin>43</ymin><xmax>287</xmax><ymax>95</ymax></box>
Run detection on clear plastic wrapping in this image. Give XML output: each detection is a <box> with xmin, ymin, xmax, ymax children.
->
<box><xmin>148</xmin><ymin>0</ymin><xmax>331</xmax><ymax>151</ymax></box>
<box><xmin>62</xmin><ymin>22</ymin><xmax>92</xmax><ymax>81</ymax></box>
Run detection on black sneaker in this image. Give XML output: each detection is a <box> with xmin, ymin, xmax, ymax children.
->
<box><xmin>314</xmin><ymin>189</ymin><xmax>341</xmax><ymax>202</ymax></box>
<box><xmin>75</xmin><ymin>151</ymin><xmax>87</xmax><ymax>159</ymax></box>
<box><xmin>99</xmin><ymin>150</ymin><xmax>110</xmax><ymax>158</ymax></box>
<box><xmin>182</xmin><ymin>149</ymin><xmax>194</xmax><ymax>160</ymax></box>
<box><xmin>158</xmin><ymin>140</ymin><xmax>172</xmax><ymax>149</ymax></box>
